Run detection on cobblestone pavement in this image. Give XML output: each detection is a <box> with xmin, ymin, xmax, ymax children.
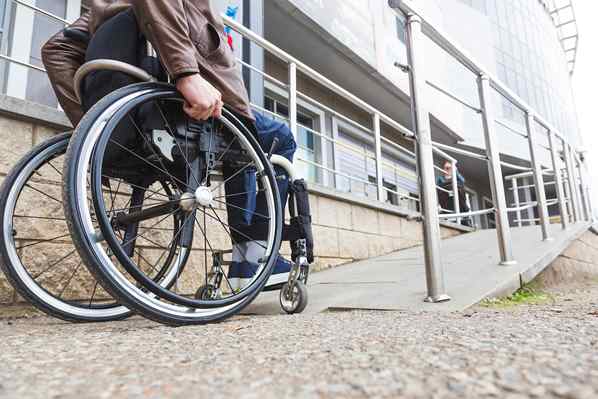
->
<box><xmin>0</xmin><ymin>283</ymin><xmax>597</xmax><ymax>399</ymax></box>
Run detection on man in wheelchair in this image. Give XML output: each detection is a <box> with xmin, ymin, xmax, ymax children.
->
<box><xmin>42</xmin><ymin>0</ymin><xmax>310</xmax><ymax>292</ymax></box>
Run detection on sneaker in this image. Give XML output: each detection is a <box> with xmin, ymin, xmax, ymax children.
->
<box><xmin>227</xmin><ymin>241</ymin><xmax>291</xmax><ymax>290</ymax></box>
<box><xmin>265</xmin><ymin>256</ymin><xmax>291</xmax><ymax>288</ymax></box>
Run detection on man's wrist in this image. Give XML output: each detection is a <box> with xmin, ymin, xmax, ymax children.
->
<box><xmin>175</xmin><ymin>71</ymin><xmax>200</xmax><ymax>83</ymax></box>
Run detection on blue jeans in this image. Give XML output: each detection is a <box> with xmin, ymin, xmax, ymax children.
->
<box><xmin>224</xmin><ymin>112</ymin><xmax>297</xmax><ymax>236</ymax></box>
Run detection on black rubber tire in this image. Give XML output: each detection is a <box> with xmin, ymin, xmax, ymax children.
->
<box><xmin>279</xmin><ymin>281</ymin><xmax>308</xmax><ymax>314</ymax></box>
<box><xmin>0</xmin><ymin>132</ymin><xmax>132</xmax><ymax>322</ymax></box>
<box><xmin>63</xmin><ymin>82</ymin><xmax>283</xmax><ymax>326</ymax></box>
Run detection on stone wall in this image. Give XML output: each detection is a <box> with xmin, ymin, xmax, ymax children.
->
<box><xmin>0</xmin><ymin>103</ymin><xmax>465</xmax><ymax>305</ymax></box>
<box><xmin>536</xmin><ymin>230</ymin><xmax>598</xmax><ymax>287</ymax></box>
<box><xmin>299</xmin><ymin>187</ymin><xmax>462</xmax><ymax>273</ymax></box>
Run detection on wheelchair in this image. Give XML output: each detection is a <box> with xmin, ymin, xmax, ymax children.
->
<box><xmin>0</xmin><ymin>14</ymin><xmax>313</xmax><ymax>325</ymax></box>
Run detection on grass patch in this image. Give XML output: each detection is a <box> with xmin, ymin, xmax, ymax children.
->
<box><xmin>480</xmin><ymin>283</ymin><xmax>553</xmax><ymax>308</ymax></box>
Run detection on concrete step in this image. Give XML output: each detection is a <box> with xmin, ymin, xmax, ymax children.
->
<box><xmin>244</xmin><ymin>222</ymin><xmax>591</xmax><ymax>315</ymax></box>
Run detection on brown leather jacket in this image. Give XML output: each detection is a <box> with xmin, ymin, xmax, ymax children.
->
<box><xmin>42</xmin><ymin>0</ymin><xmax>252</xmax><ymax>126</ymax></box>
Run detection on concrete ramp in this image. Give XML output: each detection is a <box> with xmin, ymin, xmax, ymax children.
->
<box><xmin>244</xmin><ymin>222</ymin><xmax>591</xmax><ymax>314</ymax></box>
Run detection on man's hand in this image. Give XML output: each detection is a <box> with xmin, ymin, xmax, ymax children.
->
<box><xmin>176</xmin><ymin>74</ymin><xmax>223</xmax><ymax>120</ymax></box>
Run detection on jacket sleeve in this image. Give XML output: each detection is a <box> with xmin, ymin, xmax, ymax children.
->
<box><xmin>41</xmin><ymin>13</ymin><xmax>90</xmax><ymax>126</ymax></box>
<box><xmin>132</xmin><ymin>0</ymin><xmax>200</xmax><ymax>79</ymax></box>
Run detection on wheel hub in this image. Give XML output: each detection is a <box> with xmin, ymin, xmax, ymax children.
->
<box><xmin>195</xmin><ymin>186</ymin><xmax>214</xmax><ymax>207</ymax></box>
<box><xmin>179</xmin><ymin>186</ymin><xmax>214</xmax><ymax>211</ymax></box>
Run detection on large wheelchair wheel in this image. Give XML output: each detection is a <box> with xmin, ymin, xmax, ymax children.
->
<box><xmin>0</xmin><ymin>133</ymin><xmax>131</xmax><ymax>322</ymax></box>
<box><xmin>64</xmin><ymin>83</ymin><xmax>283</xmax><ymax>325</ymax></box>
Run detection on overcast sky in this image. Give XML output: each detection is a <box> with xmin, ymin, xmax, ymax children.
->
<box><xmin>571</xmin><ymin>1</ymin><xmax>597</xmax><ymax>217</ymax></box>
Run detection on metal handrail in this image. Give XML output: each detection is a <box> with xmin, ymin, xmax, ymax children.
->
<box><xmin>438</xmin><ymin>208</ymin><xmax>494</xmax><ymax>220</ymax></box>
<box><xmin>496</xmin><ymin>119</ymin><xmax>528</xmax><ymax>139</ymax></box>
<box><xmin>223</xmin><ymin>15</ymin><xmax>415</xmax><ymax>139</ymax></box>
<box><xmin>13</xmin><ymin>0</ymin><xmax>71</xmax><ymax>25</ymax></box>
<box><xmin>0</xmin><ymin>54</ymin><xmax>45</xmax><ymax>72</ymax></box>
<box><xmin>426</xmin><ymin>80</ymin><xmax>481</xmax><ymax>113</ymax></box>
<box><xmin>237</xmin><ymin>58</ymin><xmax>288</xmax><ymax>89</ymax></box>
<box><xmin>505</xmin><ymin>170</ymin><xmax>554</xmax><ymax>180</ymax></box>
<box><xmin>431</xmin><ymin>142</ymin><xmax>487</xmax><ymax>162</ymax></box>
<box><xmin>507</xmin><ymin>202</ymin><xmax>538</xmax><ymax>213</ymax></box>
<box><xmin>391</xmin><ymin>0</ymin><xmax>573</xmax><ymax>147</ymax></box>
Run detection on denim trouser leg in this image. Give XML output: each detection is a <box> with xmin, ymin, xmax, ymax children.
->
<box><xmin>223</xmin><ymin>114</ymin><xmax>297</xmax><ymax>289</ymax></box>
<box><xmin>224</xmin><ymin>113</ymin><xmax>296</xmax><ymax>236</ymax></box>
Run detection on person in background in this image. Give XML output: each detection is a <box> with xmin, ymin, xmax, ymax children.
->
<box><xmin>436</xmin><ymin>161</ymin><xmax>471</xmax><ymax>227</ymax></box>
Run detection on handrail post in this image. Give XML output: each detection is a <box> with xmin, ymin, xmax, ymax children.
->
<box><xmin>564</xmin><ymin>143</ymin><xmax>580</xmax><ymax>222</ymax></box>
<box><xmin>288</xmin><ymin>62</ymin><xmax>298</xmax><ymax>141</ymax></box>
<box><xmin>525</xmin><ymin>112</ymin><xmax>551</xmax><ymax>240</ymax></box>
<box><xmin>547</xmin><ymin>131</ymin><xmax>568</xmax><ymax>230</ymax></box>
<box><xmin>451</xmin><ymin>160</ymin><xmax>460</xmax><ymax>224</ymax></box>
<box><xmin>477</xmin><ymin>75</ymin><xmax>516</xmax><ymax>265</ymax></box>
<box><xmin>511</xmin><ymin>178</ymin><xmax>522</xmax><ymax>227</ymax></box>
<box><xmin>405</xmin><ymin>14</ymin><xmax>450</xmax><ymax>303</ymax></box>
<box><xmin>574</xmin><ymin>153</ymin><xmax>590</xmax><ymax>221</ymax></box>
<box><xmin>373</xmin><ymin>113</ymin><xmax>385</xmax><ymax>201</ymax></box>
<box><xmin>581</xmin><ymin>157</ymin><xmax>594</xmax><ymax>220</ymax></box>
<box><xmin>562</xmin><ymin>167</ymin><xmax>573</xmax><ymax>223</ymax></box>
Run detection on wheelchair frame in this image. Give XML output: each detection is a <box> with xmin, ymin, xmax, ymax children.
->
<box><xmin>73</xmin><ymin>59</ymin><xmax>311</xmax><ymax>317</ymax></box>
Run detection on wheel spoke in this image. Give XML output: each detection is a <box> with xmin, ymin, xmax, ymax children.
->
<box><xmin>203</xmin><ymin>210</ymin><xmax>208</xmax><ymax>285</ymax></box>
<box><xmin>128</xmin><ymin>114</ymin><xmax>185</xmax><ymax>194</ymax></box>
<box><xmin>117</xmin><ymin>207</ymin><xmax>181</xmax><ymax>249</ymax></box>
<box><xmin>212</xmin><ymin>198</ymin><xmax>270</xmax><ymax>221</ymax></box>
<box><xmin>106</xmin><ymin>198</ymin><xmax>180</xmax><ymax>215</ymax></box>
<box><xmin>210</xmin><ymin>161</ymin><xmax>255</xmax><ymax>193</ymax></box>
<box><xmin>205</xmin><ymin>205</ymin><xmax>253</xmax><ymax>266</ymax></box>
<box><xmin>102</xmin><ymin>176</ymin><xmax>171</xmax><ymax>199</ymax></box>
<box><xmin>201</xmin><ymin>209</ymin><xmax>267</xmax><ymax>250</ymax></box>
<box><xmin>32</xmin><ymin>249</ymin><xmax>77</xmax><ymax>280</ymax></box>
<box><xmin>199</xmin><ymin>208</ymin><xmax>236</xmax><ymax>294</ymax></box>
<box><xmin>24</xmin><ymin>183</ymin><xmax>62</xmax><ymax>204</ymax></box>
<box><xmin>13</xmin><ymin>214</ymin><xmax>66</xmax><ymax>221</ymax></box>
<box><xmin>16</xmin><ymin>233</ymin><xmax>72</xmax><ymax>250</ymax></box>
<box><xmin>88</xmin><ymin>281</ymin><xmax>99</xmax><ymax>308</ymax></box>
<box><xmin>154</xmin><ymin>101</ymin><xmax>202</xmax><ymax>187</ymax></box>
<box><xmin>45</xmin><ymin>159</ymin><xmax>63</xmax><ymax>177</ymax></box>
<box><xmin>195</xmin><ymin>214</ymin><xmax>234</xmax><ymax>295</ymax></box>
<box><xmin>213</xmin><ymin>189</ymin><xmax>265</xmax><ymax>200</ymax></box>
<box><xmin>215</xmin><ymin>135</ymin><xmax>238</xmax><ymax>164</ymax></box>
<box><xmin>106</xmin><ymin>139</ymin><xmax>190</xmax><ymax>191</ymax></box>
<box><xmin>161</xmin><ymin>212</ymin><xmax>193</xmax><ymax>292</ymax></box>
<box><xmin>57</xmin><ymin>260</ymin><xmax>83</xmax><ymax>299</ymax></box>
<box><xmin>134</xmin><ymin>248</ymin><xmax>165</xmax><ymax>278</ymax></box>
<box><xmin>106</xmin><ymin>179</ymin><xmax>121</xmax><ymax>216</ymax></box>
<box><xmin>134</xmin><ymin>232</ymin><xmax>171</xmax><ymax>250</ymax></box>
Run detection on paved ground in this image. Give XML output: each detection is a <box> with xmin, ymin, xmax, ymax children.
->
<box><xmin>246</xmin><ymin>223</ymin><xmax>591</xmax><ymax>315</ymax></box>
<box><xmin>1</xmin><ymin>282</ymin><xmax>597</xmax><ymax>399</ymax></box>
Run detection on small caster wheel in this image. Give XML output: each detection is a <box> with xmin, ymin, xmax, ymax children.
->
<box><xmin>279</xmin><ymin>281</ymin><xmax>308</xmax><ymax>314</ymax></box>
<box><xmin>195</xmin><ymin>285</ymin><xmax>218</xmax><ymax>300</ymax></box>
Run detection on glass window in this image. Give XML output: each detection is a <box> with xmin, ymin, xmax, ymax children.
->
<box><xmin>263</xmin><ymin>94</ymin><xmax>321</xmax><ymax>183</ymax></box>
<box><xmin>2</xmin><ymin>0</ymin><xmax>68</xmax><ymax>108</ymax></box>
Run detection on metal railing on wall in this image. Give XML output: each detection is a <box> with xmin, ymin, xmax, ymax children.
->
<box><xmin>389</xmin><ymin>0</ymin><xmax>593</xmax><ymax>303</ymax></box>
